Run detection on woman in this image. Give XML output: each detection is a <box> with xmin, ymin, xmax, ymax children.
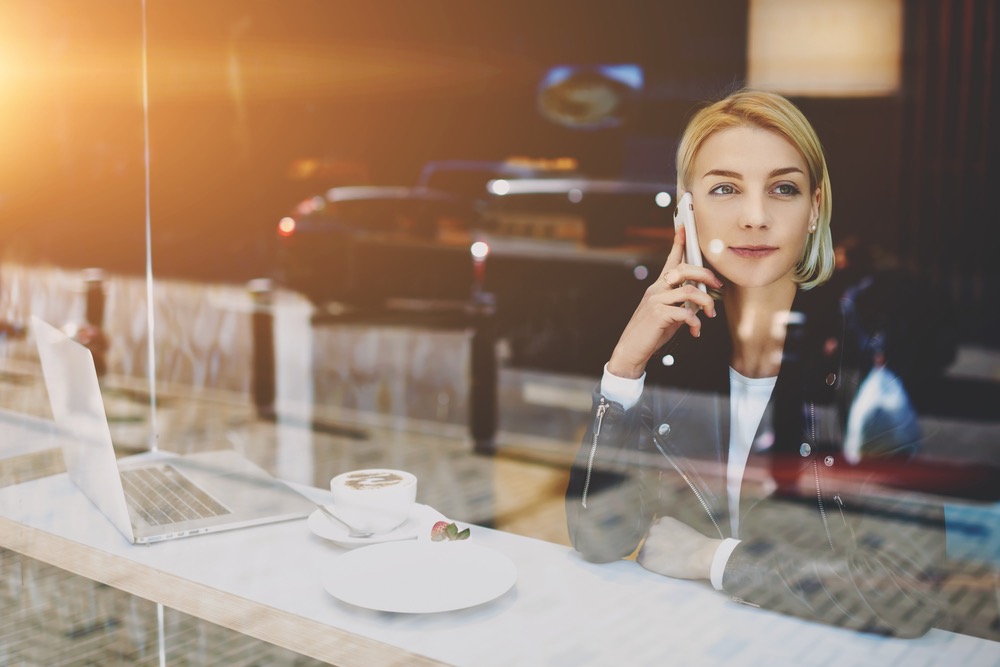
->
<box><xmin>565</xmin><ymin>89</ymin><xmax>945</xmax><ymax>637</ymax></box>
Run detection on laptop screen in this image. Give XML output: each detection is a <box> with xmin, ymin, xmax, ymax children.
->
<box><xmin>32</xmin><ymin>315</ymin><xmax>136</xmax><ymax>541</ymax></box>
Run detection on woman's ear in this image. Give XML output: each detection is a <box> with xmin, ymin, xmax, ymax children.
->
<box><xmin>810</xmin><ymin>187</ymin><xmax>821</xmax><ymax>226</ymax></box>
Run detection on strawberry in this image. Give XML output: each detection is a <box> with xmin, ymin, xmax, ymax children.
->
<box><xmin>430</xmin><ymin>521</ymin><xmax>451</xmax><ymax>541</ymax></box>
<box><xmin>430</xmin><ymin>520</ymin><xmax>471</xmax><ymax>541</ymax></box>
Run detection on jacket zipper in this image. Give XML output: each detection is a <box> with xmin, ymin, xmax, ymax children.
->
<box><xmin>809</xmin><ymin>401</ymin><xmax>835</xmax><ymax>552</ymax></box>
<box><xmin>581</xmin><ymin>398</ymin><xmax>608</xmax><ymax>508</ymax></box>
<box><xmin>653</xmin><ymin>435</ymin><xmax>725</xmax><ymax>540</ymax></box>
<box><xmin>813</xmin><ymin>460</ymin><xmax>834</xmax><ymax>552</ymax></box>
<box><xmin>810</xmin><ymin>401</ymin><xmax>818</xmax><ymax>443</ymax></box>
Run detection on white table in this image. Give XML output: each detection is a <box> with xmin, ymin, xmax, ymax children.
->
<box><xmin>2</xmin><ymin>416</ymin><xmax>998</xmax><ymax>666</ymax></box>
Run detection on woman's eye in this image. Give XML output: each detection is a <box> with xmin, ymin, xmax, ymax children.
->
<box><xmin>709</xmin><ymin>184</ymin><xmax>736</xmax><ymax>195</ymax></box>
<box><xmin>773</xmin><ymin>183</ymin><xmax>801</xmax><ymax>196</ymax></box>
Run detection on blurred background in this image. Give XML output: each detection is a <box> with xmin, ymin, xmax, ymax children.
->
<box><xmin>1</xmin><ymin>0</ymin><xmax>999</xmax><ymax>662</ymax></box>
<box><xmin>1</xmin><ymin>0</ymin><xmax>997</xmax><ymax>421</ymax></box>
<box><xmin>1</xmin><ymin>0</ymin><xmax>998</xmax><ymax>522</ymax></box>
<box><xmin>0</xmin><ymin>0</ymin><xmax>993</xmax><ymax>309</ymax></box>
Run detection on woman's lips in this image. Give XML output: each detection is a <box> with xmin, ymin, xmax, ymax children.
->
<box><xmin>730</xmin><ymin>245</ymin><xmax>777</xmax><ymax>258</ymax></box>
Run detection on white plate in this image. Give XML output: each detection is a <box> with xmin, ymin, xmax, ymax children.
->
<box><xmin>322</xmin><ymin>540</ymin><xmax>517</xmax><ymax>613</ymax></box>
<box><xmin>308</xmin><ymin>503</ymin><xmax>444</xmax><ymax>546</ymax></box>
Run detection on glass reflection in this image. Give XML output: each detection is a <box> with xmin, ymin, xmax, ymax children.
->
<box><xmin>0</xmin><ymin>1</ymin><xmax>997</xmax><ymax>664</ymax></box>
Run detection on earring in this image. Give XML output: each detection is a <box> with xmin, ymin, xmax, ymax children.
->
<box><xmin>809</xmin><ymin>223</ymin><xmax>817</xmax><ymax>233</ymax></box>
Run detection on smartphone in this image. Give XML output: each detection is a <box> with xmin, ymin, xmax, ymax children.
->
<box><xmin>673</xmin><ymin>192</ymin><xmax>708</xmax><ymax>295</ymax></box>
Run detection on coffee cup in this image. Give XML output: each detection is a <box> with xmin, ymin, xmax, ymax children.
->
<box><xmin>330</xmin><ymin>469</ymin><xmax>417</xmax><ymax>534</ymax></box>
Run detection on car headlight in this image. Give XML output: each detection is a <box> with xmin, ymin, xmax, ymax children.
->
<box><xmin>277</xmin><ymin>217</ymin><xmax>296</xmax><ymax>237</ymax></box>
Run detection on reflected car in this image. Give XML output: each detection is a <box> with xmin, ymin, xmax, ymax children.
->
<box><xmin>481</xmin><ymin>176</ymin><xmax>674</xmax><ymax>247</ymax></box>
<box><xmin>475</xmin><ymin>177</ymin><xmax>676</xmax><ymax>373</ymax></box>
<box><xmin>274</xmin><ymin>175</ymin><xmax>677</xmax><ymax>376</ymax></box>
<box><xmin>275</xmin><ymin>186</ymin><xmax>483</xmax><ymax>309</ymax></box>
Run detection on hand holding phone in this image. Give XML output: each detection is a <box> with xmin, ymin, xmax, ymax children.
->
<box><xmin>673</xmin><ymin>192</ymin><xmax>708</xmax><ymax>296</ymax></box>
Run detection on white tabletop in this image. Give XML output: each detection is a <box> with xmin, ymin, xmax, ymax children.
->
<box><xmin>1</xmin><ymin>418</ymin><xmax>998</xmax><ymax>666</ymax></box>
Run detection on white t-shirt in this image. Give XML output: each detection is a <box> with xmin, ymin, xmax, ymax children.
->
<box><xmin>727</xmin><ymin>367</ymin><xmax>778</xmax><ymax>537</ymax></box>
<box><xmin>600</xmin><ymin>364</ymin><xmax>776</xmax><ymax>590</ymax></box>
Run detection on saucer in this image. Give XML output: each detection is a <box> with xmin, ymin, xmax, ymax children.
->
<box><xmin>307</xmin><ymin>503</ymin><xmax>444</xmax><ymax>546</ymax></box>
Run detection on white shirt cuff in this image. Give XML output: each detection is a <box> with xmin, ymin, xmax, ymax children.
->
<box><xmin>600</xmin><ymin>363</ymin><xmax>645</xmax><ymax>411</ymax></box>
<box><xmin>710</xmin><ymin>538</ymin><xmax>741</xmax><ymax>591</ymax></box>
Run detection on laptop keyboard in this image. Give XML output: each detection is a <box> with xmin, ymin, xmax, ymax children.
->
<box><xmin>121</xmin><ymin>465</ymin><xmax>230</xmax><ymax>526</ymax></box>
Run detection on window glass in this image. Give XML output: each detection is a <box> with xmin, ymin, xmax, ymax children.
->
<box><xmin>2</xmin><ymin>2</ymin><xmax>998</xmax><ymax>663</ymax></box>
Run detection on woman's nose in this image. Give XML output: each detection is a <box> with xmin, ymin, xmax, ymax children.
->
<box><xmin>739</xmin><ymin>194</ymin><xmax>769</xmax><ymax>229</ymax></box>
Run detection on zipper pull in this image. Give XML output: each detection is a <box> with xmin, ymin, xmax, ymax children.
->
<box><xmin>834</xmin><ymin>494</ymin><xmax>858</xmax><ymax>545</ymax></box>
<box><xmin>731</xmin><ymin>597</ymin><xmax>761</xmax><ymax>608</ymax></box>
<box><xmin>593</xmin><ymin>398</ymin><xmax>609</xmax><ymax>437</ymax></box>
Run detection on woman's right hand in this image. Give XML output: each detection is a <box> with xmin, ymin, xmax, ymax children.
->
<box><xmin>607</xmin><ymin>225</ymin><xmax>721</xmax><ymax>379</ymax></box>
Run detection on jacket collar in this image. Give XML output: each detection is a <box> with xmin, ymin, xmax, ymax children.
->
<box><xmin>649</xmin><ymin>287</ymin><xmax>843</xmax><ymax>388</ymax></box>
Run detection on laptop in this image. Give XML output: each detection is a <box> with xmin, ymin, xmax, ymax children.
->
<box><xmin>31</xmin><ymin>315</ymin><xmax>315</xmax><ymax>544</ymax></box>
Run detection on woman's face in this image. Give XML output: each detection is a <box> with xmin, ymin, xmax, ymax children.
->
<box><xmin>686</xmin><ymin>126</ymin><xmax>820</xmax><ymax>292</ymax></box>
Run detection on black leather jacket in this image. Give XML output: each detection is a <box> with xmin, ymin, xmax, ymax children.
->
<box><xmin>566</xmin><ymin>285</ymin><xmax>948</xmax><ymax>637</ymax></box>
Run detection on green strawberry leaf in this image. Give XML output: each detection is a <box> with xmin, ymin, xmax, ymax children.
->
<box><xmin>456</xmin><ymin>528</ymin><xmax>471</xmax><ymax>540</ymax></box>
<box><xmin>446</xmin><ymin>522</ymin><xmax>459</xmax><ymax>540</ymax></box>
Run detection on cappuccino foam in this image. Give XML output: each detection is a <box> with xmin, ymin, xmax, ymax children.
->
<box><xmin>339</xmin><ymin>471</ymin><xmax>406</xmax><ymax>491</ymax></box>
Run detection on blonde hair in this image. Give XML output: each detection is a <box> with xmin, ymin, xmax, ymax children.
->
<box><xmin>676</xmin><ymin>89</ymin><xmax>834</xmax><ymax>290</ymax></box>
